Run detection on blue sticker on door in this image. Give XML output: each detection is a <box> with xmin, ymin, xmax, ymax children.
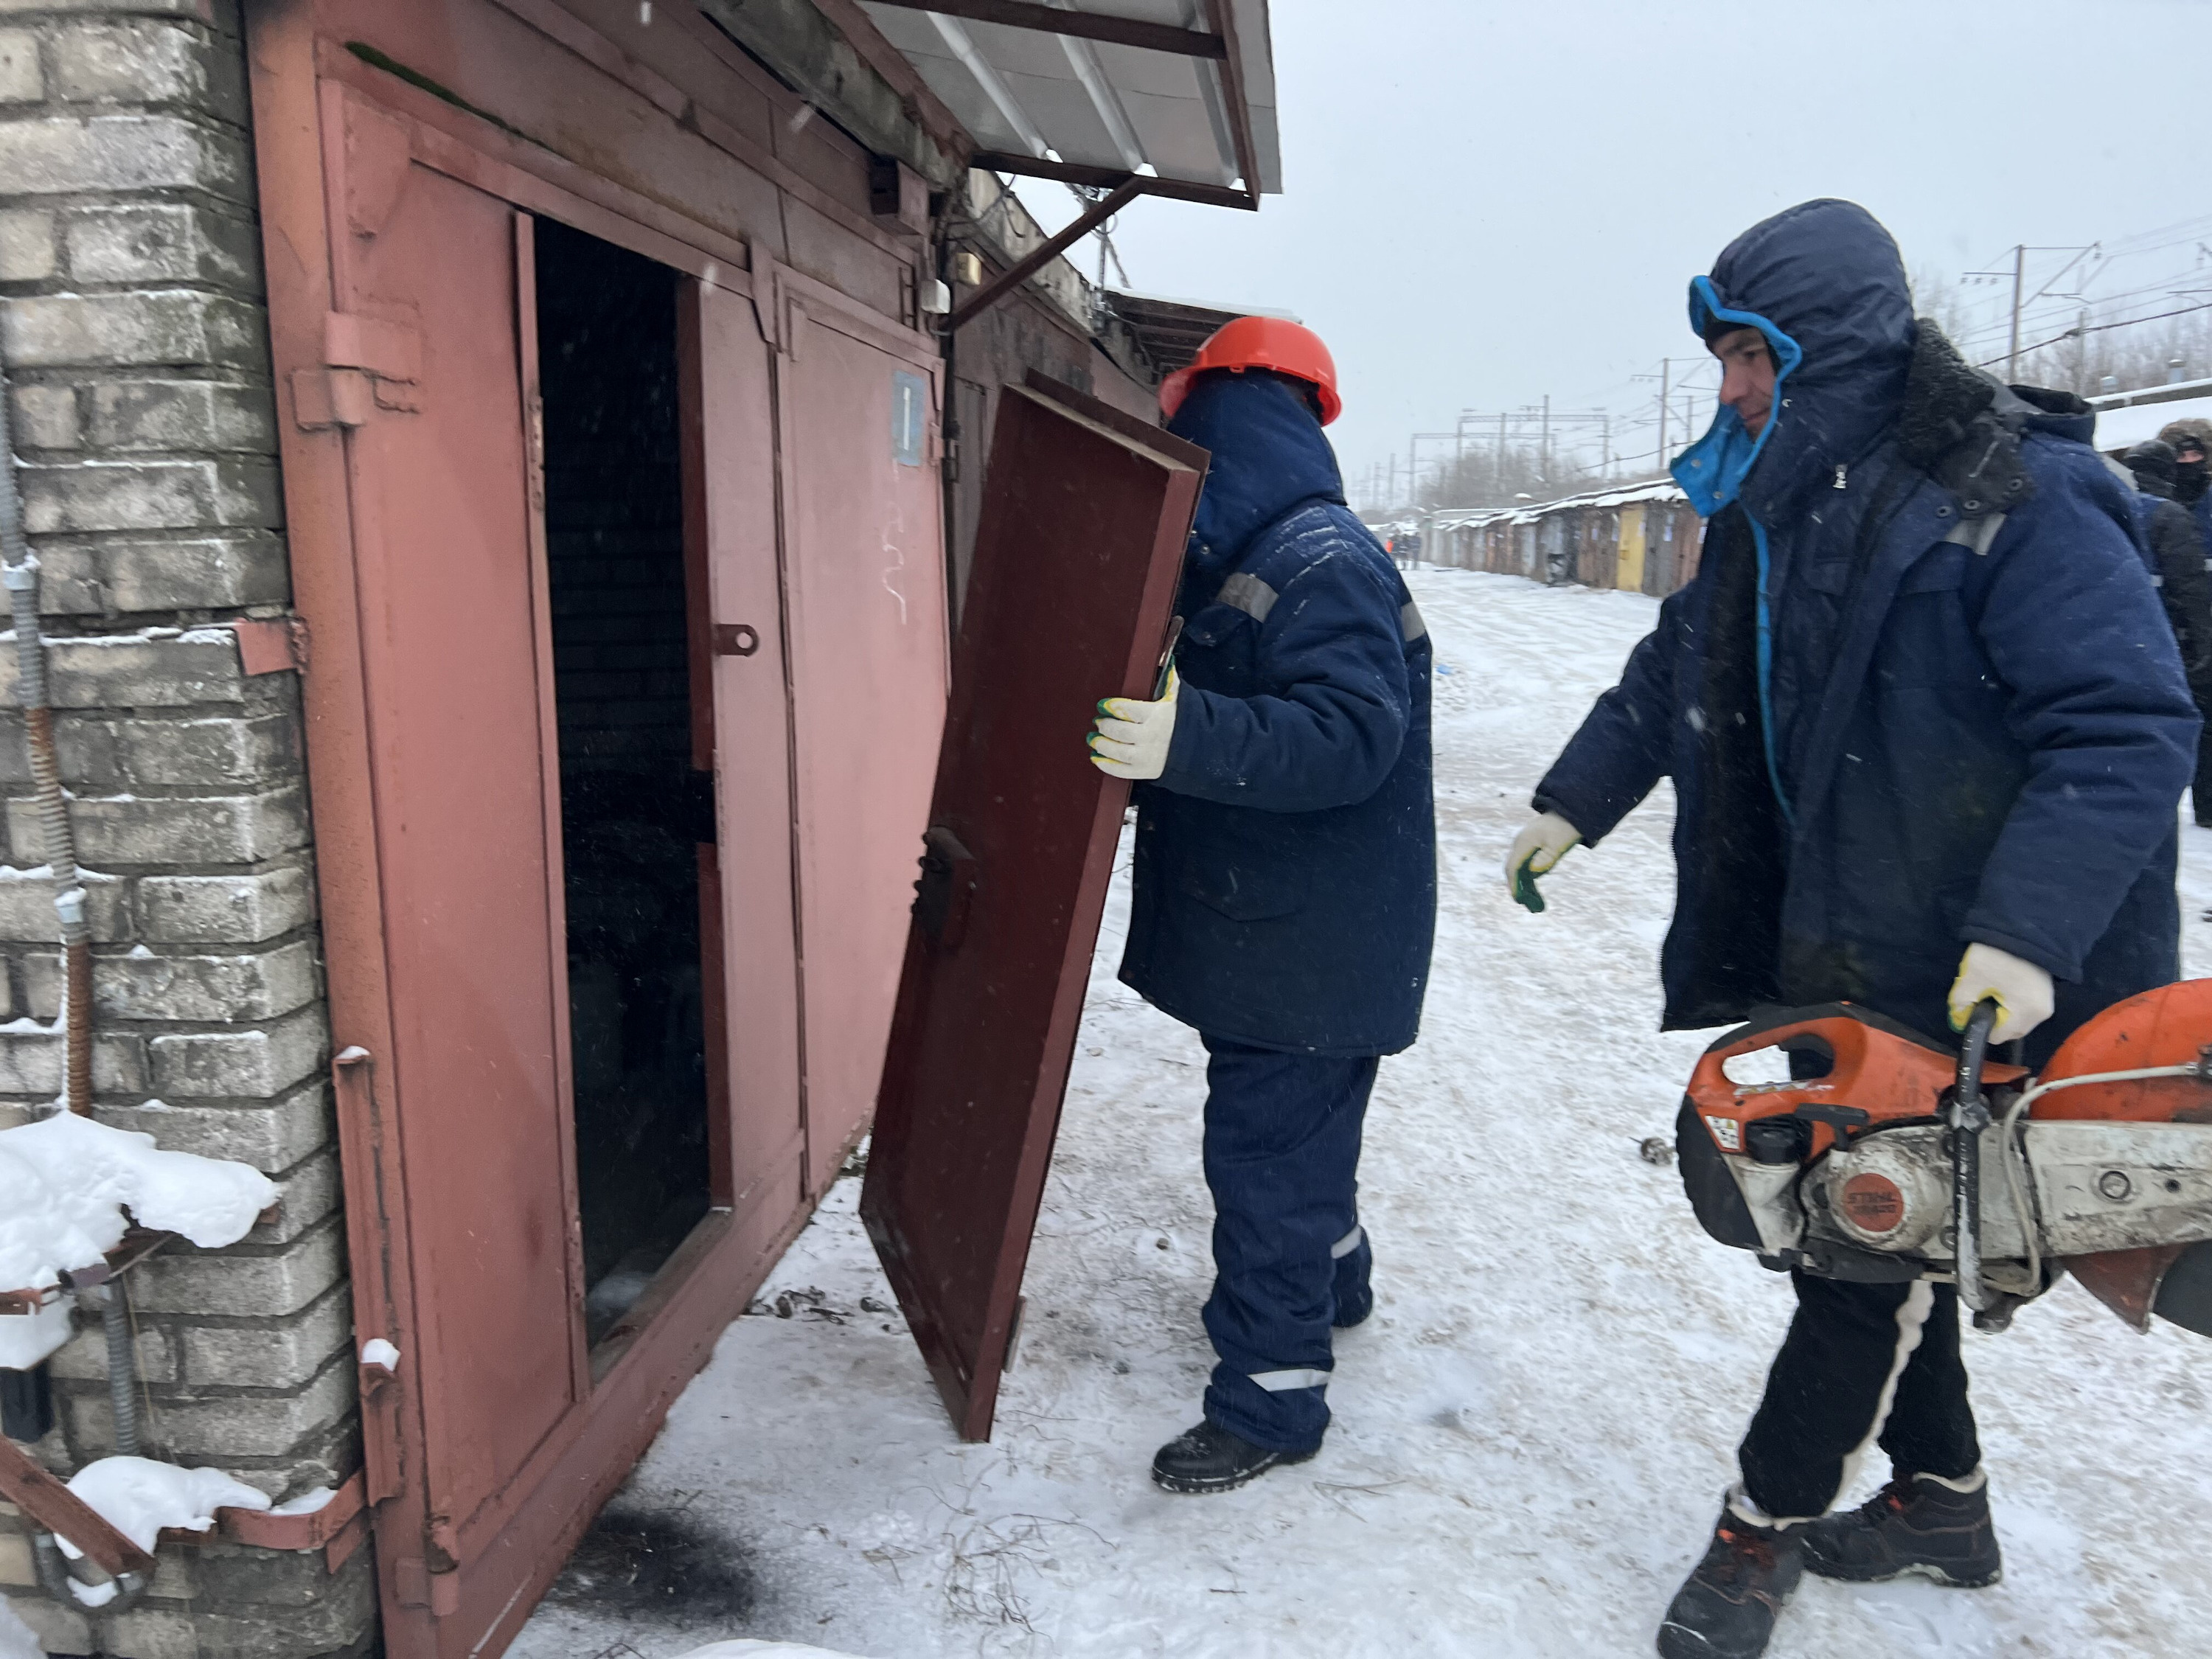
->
<box><xmin>892</xmin><ymin>371</ymin><xmax>927</xmax><ymax>467</ymax></box>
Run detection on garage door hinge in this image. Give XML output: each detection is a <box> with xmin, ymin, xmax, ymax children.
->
<box><xmin>295</xmin><ymin>311</ymin><xmax>423</xmax><ymax>428</ymax></box>
<box><xmin>393</xmin><ymin>1556</ymin><xmax>461</xmax><ymax>1616</ymax></box>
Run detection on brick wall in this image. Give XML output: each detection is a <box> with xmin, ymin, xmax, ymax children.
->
<box><xmin>0</xmin><ymin>4</ymin><xmax>369</xmax><ymax>1656</ymax></box>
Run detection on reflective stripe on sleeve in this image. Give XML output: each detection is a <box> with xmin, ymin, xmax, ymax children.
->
<box><xmin>1401</xmin><ymin>600</ymin><xmax>1427</xmax><ymax>641</ymax></box>
<box><xmin>1249</xmin><ymin>1368</ymin><xmax>1332</xmax><ymax>1393</ymax></box>
<box><xmin>1216</xmin><ymin>572</ymin><xmax>1279</xmax><ymax>622</ymax></box>
<box><xmin>1329</xmin><ymin>1224</ymin><xmax>1365</xmax><ymax>1260</ymax></box>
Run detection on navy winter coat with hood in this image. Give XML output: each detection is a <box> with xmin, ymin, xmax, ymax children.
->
<box><xmin>1119</xmin><ymin>372</ymin><xmax>1436</xmax><ymax>1056</ymax></box>
<box><xmin>1534</xmin><ymin>199</ymin><xmax>2198</xmax><ymax>1064</ymax></box>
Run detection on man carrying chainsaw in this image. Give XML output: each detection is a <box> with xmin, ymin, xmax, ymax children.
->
<box><xmin>1085</xmin><ymin>318</ymin><xmax>1435</xmax><ymax>1495</ymax></box>
<box><xmin>1505</xmin><ymin>200</ymin><xmax>2199</xmax><ymax>1659</ymax></box>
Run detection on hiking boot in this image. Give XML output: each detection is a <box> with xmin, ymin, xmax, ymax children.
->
<box><xmin>1150</xmin><ymin>1419</ymin><xmax>1317</xmax><ymax>1495</ymax></box>
<box><xmin>1800</xmin><ymin>1472</ymin><xmax>2003</xmax><ymax>1587</ymax></box>
<box><xmin>1655</xmin><ymin>1507</ymin><xmax>1804</xmax><ymax>1659</ymax></box>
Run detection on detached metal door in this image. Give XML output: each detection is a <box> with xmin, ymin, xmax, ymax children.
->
<box><xmin>861</xmin><ymin>378</ymin><xmax>1203</xmax><ymax>1440</ymax></box>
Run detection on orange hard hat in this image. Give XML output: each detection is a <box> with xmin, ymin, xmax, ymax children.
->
<box><xmin>1159</xmin><ymin>316</ymin><xmax>1342</xmax><ymax>426</ymax></box>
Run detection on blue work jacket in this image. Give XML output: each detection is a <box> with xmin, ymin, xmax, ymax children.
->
<box><xmin>1536</xmin><ymin>200</ymin><xmax>2198</xmax><ymax>1064</ymax></box>
<box><xmin>1120</xmin><ymin>374</ymin><xmax>1436</xmax><ymax>1056</ymax></box>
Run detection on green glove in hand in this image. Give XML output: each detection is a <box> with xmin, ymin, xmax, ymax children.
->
<box><xmin>1504</xmin><ymin>811</ymin><xmax>1582</xmax><ymax>913</ymax></box>
<box><xmin>1088</xmin><ymin>667</ymin><xmax>1179</xmax><ymax>781</ymax></box>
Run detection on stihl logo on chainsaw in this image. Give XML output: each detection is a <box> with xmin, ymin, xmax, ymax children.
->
<box><xmin>1839</xmin><ymin>1173</ymin><xmax>1905</xmax><ymax>1234</ymax></box>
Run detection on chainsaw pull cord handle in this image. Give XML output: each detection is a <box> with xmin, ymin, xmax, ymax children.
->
<box><xmin>1951</xmin><ymin>998</ymin><xmax>2000</xmax><ymax>1313</ymax></box>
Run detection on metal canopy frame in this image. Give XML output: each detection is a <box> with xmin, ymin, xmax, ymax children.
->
<box><xmin>866</xmin><ymin>0</ymin><xmax>1227</xmax><ymax>58</ymax></box>
<box><xmin>824</xmin><ymin>1</ymin><xmax>1270</xmax><ymax>327</ymax></box>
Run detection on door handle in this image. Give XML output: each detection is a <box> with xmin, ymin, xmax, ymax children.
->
<box><xmin>913</xmin><ymin>826</ymin><xmax>978</xmax><ymax>951</ymax></box>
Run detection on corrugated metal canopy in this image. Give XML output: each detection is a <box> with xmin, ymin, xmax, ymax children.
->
<box><xmin>1104</xmin><ymin>288</ymin><xmax>1295</xmax><ymax>373</ymax></box>
<box><xmin>856</xmin><ymin>1</ymin><xmax>1279</xmax><ymax>201</ymax></box>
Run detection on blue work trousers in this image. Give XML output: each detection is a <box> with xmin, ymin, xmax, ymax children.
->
<box><xmin>1199</xmin><ymin>1034</ymin><xmax>1377</xmax><ymax>1452</ymax></box>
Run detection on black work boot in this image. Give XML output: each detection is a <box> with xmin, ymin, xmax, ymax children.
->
<box><xmin>1655</xmin><ymin>1506</ymin><xmax>1804</xmax><ymax>1659</ymax></box>
<box><xmin>1150</xmin><ymin>1420</ymin><xmax>1317</xmax><ymax>1495</ymax></box>
<box><xmin>1800</xmin><ymin>1471</ymin><xmax>2003</xmax><ymax>1587</ymax></box>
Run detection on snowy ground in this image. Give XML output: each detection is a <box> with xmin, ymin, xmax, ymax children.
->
<box><xmin>515</xmin><ymin>570</ymin><xmax>2212</xmax><ymax>1659</ymax></box>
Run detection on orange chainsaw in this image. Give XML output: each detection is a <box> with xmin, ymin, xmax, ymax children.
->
<box><xmin>1678</xmin><ymin>979</ymin><xmax>2212</xmax><ymax>1335</ymax></box>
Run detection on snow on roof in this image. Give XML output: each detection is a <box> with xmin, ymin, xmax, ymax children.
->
<box><xmin>2093</xmin><ymin>394</ymin><xmax>2212</xmax><ymax>455</ymax></box>
<box><xmin>2088</xmin><ymin>375</ymin><xmax>2212</xmax><ymax>410</ymax></box>
<box><xmin>1425</xmin><ymin>477</ymin><xmax>1687</xmax><ymax>531</ymax></box>
<box><xmin>1103</xmin><ymin>288</ymin><xmax>1300</xmax><ymax>324</ymax></box>
<box><xmin>0</xmin><ymin>1112</ymin><xmax>277</xmax><ymax>1369</ymax></box>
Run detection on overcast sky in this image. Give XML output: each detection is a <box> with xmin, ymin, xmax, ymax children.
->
<box><xmin>1028</xmin><ymin>0</ymin><xmax>2212</xmax><ymax>503</ymax></box>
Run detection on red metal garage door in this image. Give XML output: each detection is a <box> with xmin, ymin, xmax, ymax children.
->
<box><xmin>776</xmin><ymin>300</ymin><xmax>950</xmax><ymax>1197</ymax></box>
<box><xmin>863</xmin><ymin>378</ymin><xmax>1204</xmax><ymax>1441</ymax></box>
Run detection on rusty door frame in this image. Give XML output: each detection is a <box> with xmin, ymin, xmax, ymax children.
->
<box><xmin>246</xmin><ymin>9</ymin><xmax>942</xmax><ymax>1655</ymax></box>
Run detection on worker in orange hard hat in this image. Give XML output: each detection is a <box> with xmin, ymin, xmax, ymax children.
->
<box><xmin>1087</xmin><ymin>317</ymin><xmax>1435</xmax><ymax>1495</ymax></box>
<box><xmin>1157</xmin><ymin>313</ymin><xmax>1344</xmax><ymax>427</ymax></box>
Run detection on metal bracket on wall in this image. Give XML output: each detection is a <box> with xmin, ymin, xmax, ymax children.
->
<box><xmin>944</xmin><ymin>177</ymin><xmax>1143</xmax><ymax>333</ymax></box>
<box><xmin>232</xmin><ymin>616</ymin><xmax>310</xmax><ymax>675</ymax></box>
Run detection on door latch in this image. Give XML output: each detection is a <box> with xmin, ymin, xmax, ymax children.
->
<box><xmin>913</xmin><ymin>825</ymin><xmax>979</xmax><ymax>951</ymax></box>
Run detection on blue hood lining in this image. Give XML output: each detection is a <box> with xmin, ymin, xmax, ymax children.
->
<box><xmin>1674</xmin><ymin>274</ymin><xmax>1803</xmax><ymax>825</ymax></box>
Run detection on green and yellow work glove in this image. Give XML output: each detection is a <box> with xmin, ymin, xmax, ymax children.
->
<box><xmin>1503</xmin><ymin>810</ymin><xmax>1582</xmax><ymax>913</ymax></box>
<box><xmin>1088</xmin><ymin>668</ymin><xmax>1179</xmax><ymax>781</ymax></box>
<box><xmin>1947</xmin><ymin>942</ymin><xmax>2054</xmax><ymax>1045</ymax></box>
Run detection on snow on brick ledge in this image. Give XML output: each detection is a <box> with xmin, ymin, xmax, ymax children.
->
<box><xmin>55</xmin><ymin>1458</ymin><xmax>271</xmax><ymax>1564</ymax></box>
<box><xmin>0</xmin><ymin>1111</ymin><xmax>278</xmax><ymax>1368</ymax></box>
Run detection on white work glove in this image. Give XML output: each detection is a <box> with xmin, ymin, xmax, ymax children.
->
<box><xmin>1088</xmin><ymin>668</ymin><xmax>1178</xmax><ymax>781</ymax></box>
<box><xmin>1504</xmin><ymin>810</ymin><xmax>1582</xmax><ymax>913</ymax></box>
<box><xmin>1947</xmin><ymin>942</ymin><xmax>2055</xmax><ymax>1045</ymax></box>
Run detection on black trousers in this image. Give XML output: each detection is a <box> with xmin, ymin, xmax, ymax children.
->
<box><xmin>1736</xmin><ymin>1273</ymin><xmax>1982</xmax><ymax>1522</ymax></box>
<box><xmin>2195</xmin><ymin>714</ymin><xmax>2212</xmax><ymax>825</ymax></box>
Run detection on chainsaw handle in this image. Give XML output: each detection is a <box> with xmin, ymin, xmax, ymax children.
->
<box><xmin>1955</xmin><ymin>998</ymin><xmax>1999</xmax><ymax>1130</ymax></box>
<box><xmin>1952</xmin><ymin>998</ymin><xmax>2000</xmax><ymax>1315</ymax></box>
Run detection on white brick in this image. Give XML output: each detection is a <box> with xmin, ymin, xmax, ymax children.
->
<box><xmin>0</xmin><ymin>1028</ymin><xmax>145</xmax><ymax>1093</ymax></box>
<box><xmin>181</xmin><ymin>1286</ymin><xmax>349</xmax><ymax>1387</ymax></box>
<box><xmin>99</xmin><ymin>1086</ymin><xmax>329</xmax><ymax>1171</ymax></box>
<box><xmin>0</xmin><ymin>29</ymin><xmax>41</xmax><ymax>105</ymax></box>
<box><xmin>0</xmin><ymin>865</ymin><xmax>124</xmax><ymax>941</ymax></box>
<box><xmin>140</xmin><ymin>866</ymin><xmax>311</xmax><ymax>943</ymax></box>
<box><xmin>0</xmin><ymin>1528</ymin><xmax>30</xmax><ymax>1587</ymax></box>
<box><xmin>9</xmin><ymin>1593</ymin><xmax>91</xmax><ymax>1655</ymax></box>
<box><xmin>21</xmin><ymin>456</ymin><xmax>281</xmax><ymax>533</ymax></box>
<box><xmin>101</xmin><ymin>536</ymin><xmax>292</xmax><ymax>614</ymax></box>
<box><xmin>0</xmin><ymin>628</ymin><xmax>245</xmax><ymax>709</ymax></box>
<box><xmin>25</xmin><ymin>937</ymin><xmax>317</xmax><ymax>1021</ymax></box>
<box><xmin>1</xmin><ymin>290</ymin><xmax>263</xmax><ymax>370</ymax></box>
<box><xmin>102</xmin><ymin>1604</ymin><xmax>197</xmax><ymax>1659</ymax></box>
<box><xmin>45</xmin><ymin>1317</ymin><xmax>177</xmax><ymax>1383</ymax></box>
<box><xmin>11</xmin><ymin>382</ymin><xmax>80</xmax><ymax>450</ymax></box>
<box><xmin>0</xmin><ymin>207</ymin><xmax>56</xmax><ymax>279</ymax></box>
<box><xmin>52</xmin><ymin>20</ymin><xmax>206</xmax><ymax>104</ymax></box>
<box><xmin>0</xmin><ymin>1</ymin><xmax>212</xmax><ymax>13</ymax></box>
<box><xmin>64</xmin><ymin>203</ymin><xmax>257</xmax><ymax>288</ymax></box>
<box><xmin>13</xmin><ymin>789</ymin><xmax>310</xmax><ymax>866</ymax></box>
<box><xmin>0</xmin><ymin>113</ymin><xmax>242</xmax><ymax>199</ymax></box>
<box><xmin>149</xmin><ymin>1007</ymin><xmax>325</xmax><ymax>1098</ymax></box>
<box><xmin>131</xmin><ymin>1221</ymin><xmax>341</xmax><ymax>1317</ymax></box>
<box><xmin>110</xmin><ymin>709</ymin><xmax>298</xmax><ymax>787</ymax></box>
<box><xmin>88</xmin><ymin>378</ymin><xmax>273</xmax><ymax>452</ymax></box>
